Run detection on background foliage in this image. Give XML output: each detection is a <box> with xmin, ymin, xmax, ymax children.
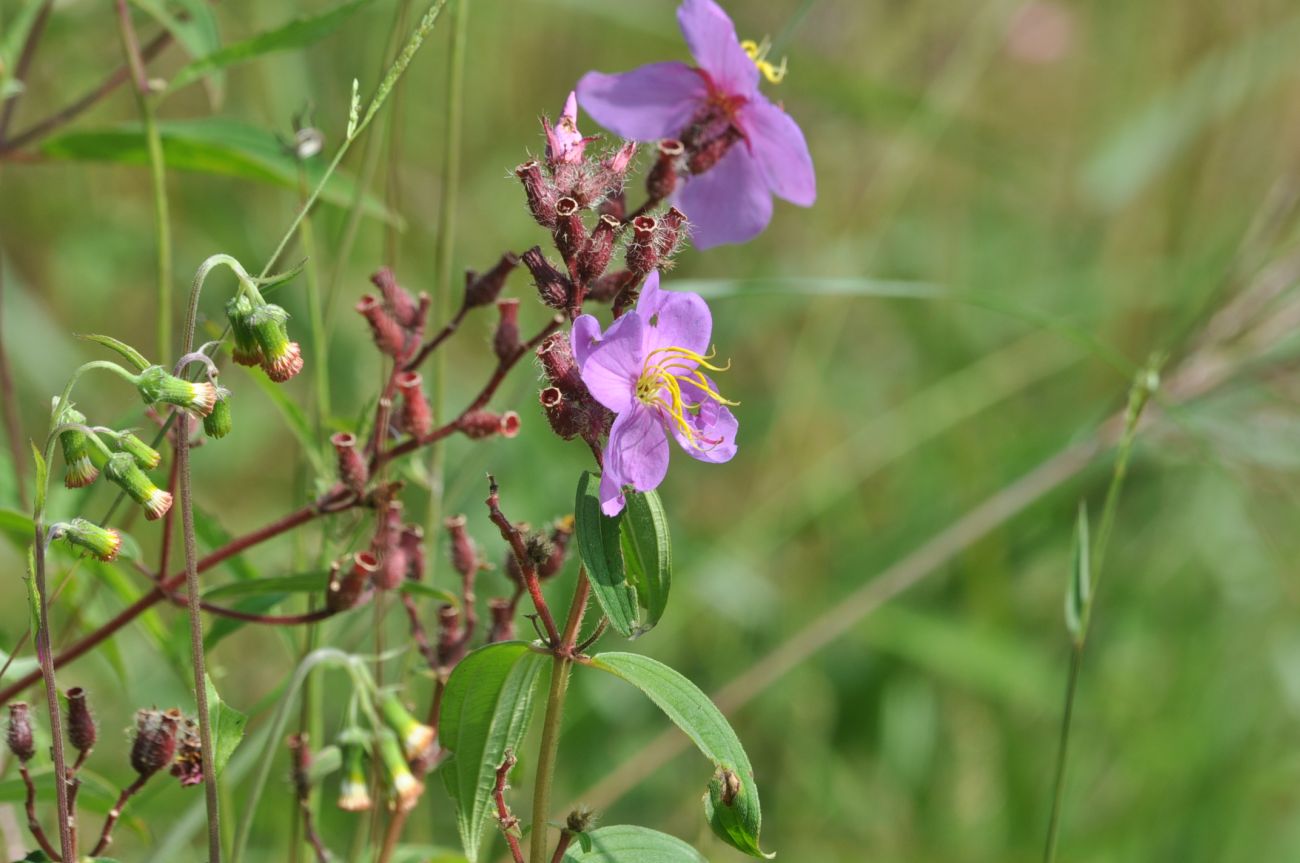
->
<box><xmin>3</xmin><ymin>0</ymin><xmax>1300</xmax><ymax>860</ymax></box>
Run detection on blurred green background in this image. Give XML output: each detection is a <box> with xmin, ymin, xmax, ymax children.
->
<box><xmin>4</xmin><ymin>0</ymin><xmax>1300</xmax><ymax>860</ymax></box>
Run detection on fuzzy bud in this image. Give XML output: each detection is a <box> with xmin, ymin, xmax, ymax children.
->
<box><xmin>331</xmin><ymin>432</ymin><xmax>368</xmax><ymax>494</ymax></box>
<box><xmin>460</xmin><ymin>410</ymin><xmax>519</xmax><ymax>440</ymax></box>
<box><xmin>522</xmin><ymin>247</ymin><xmax>571</xmax><ymax>310</ymax></box>
<box><xmin>7</xmin><ymin>703</ymin><xmax>34</xmax><ymax>763</ymax></box>
<box><xmin>626</xmin><ymin>216</ymin><xmax>660</xmax><ymax>275</ymax></box>
<box><xmin>337</xmin><ymin>735</ymin><xmax>372</xmax><ymax>812</ymax></box>
<box><xmin>204</xmin><ymin>393</ymin><xmax>233</xmax><ymax>439</ymax></box>
<box><xmin>487</xmin><ymin>598</ymin><xmax>515</xmax><ymax>643</ymax></box>
<box><xmin>444</xmin><ymin>515</ymin><xmax>479</xmax><ymax>579</ymax></box>
<box><xmin>65</xmin><ymin>687</ymin><xmax>97</xmax><ymax>754</ymax></box>
<box><xmin>395</xmin><ymin>372</ymin><xmax>433</xmax><ymax>438</ymax></box>
<box><xmin>553</xmin><ymin>196</ymin><xmax>587</xmax><ymax>266</ymax></box>
<box><xmin>578</xmin><ymin>214</ymin><xmax>619</xmax><ymax>286</ymax></box>
<box><xmin>130</xmin><ymin>708</ymin><xmax>180</xmax><ymax>777</ymax></box>
<box><xmin>379</xmin><ymin>694</ymin><xmax>434</xmax><ymax>761</ymax></box>
<box><xmin>647</xmin><ymin>139</ymin><xmax>684</xmax><ymax>200</ymax></box>
<box><xmin>105</xmin><ymin>452</ymin><xmax>173</xmax><ymax>520</ymax></box>
<box><xmin>53</xmin><ymin>518</ymin><xmax>123</xmax><ymax>562</ymax></box>
<box><xmin>226</xmin><ymin>294</ymin><xmax>263</xmax><ymax>366</ymax></box>
<box><xmin>492</xmin><ymin>300</ymin><xmax>522</xmax><ymax>362</ymax></box>
<box><xmin>601</xmin><ymin>141</ymin><xmax>638</xmax><ymax>191</ymax></box>
<box><xmin>248</xmin><ymin>304</ymin><xmax>305</xmax><ymax>383</ymax></box>
<box><xmin>57</xmin><ymin>406</ymin><xmax>100</xmax><ymax>488</ymax></box>
<box><xmin>371</xmin><ymin>267</ymin><xmax>422</xmax><ymax>329</ymax></box>
<box><xmin>657</xmin><ymin>206</ymin><xmax>688</xmax><ymax>258</ymax></box>
<box><xmin>136</xmin><ymin>365</ymin><xmax>218</xmax><ymax>416</ymax></box>
<box><xmin>465</xmin><ymin>253</ymin><xmax>520</xmax><ymax>308</ymax></box>
<box><xmin>516</xmin><ymin>160</ymin><xmax>557</xmax><ymax>228</ymax></box>
<box><xmin>117</xmin><ymin>431</ymin><xmax>162</xmax><ymax>469</ymax></box>
<box><xmin>567</xmin><ymin>806</ymin><xmax>596</xmax><ymax>834</ymax></box>
<box><xmin>377</xmin><ymin>728</ymin><xmax>424</xmax><ymax>811</ymax></box>
<box><xmin>356</xmin><ymin>294</ymin><xmax>409</xmax><ymax>359</ymax></box>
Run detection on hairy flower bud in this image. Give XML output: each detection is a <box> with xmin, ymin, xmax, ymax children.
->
<box><xmin>204</xmin><ymin>393</ymin><xmax>233</xmax><ymax>439</ymax></box>
<box><xmin>171</xmin><ymin>717</ymin><xmax>203</xmax><ymax>787</ymax></box>
<box><xmin>522</xmin><ymin>247</ymin><xmax>571</xmax><ymax>310</ymax></box>
<box><xmin>248</xmin><ymin>304</ymin><xmax>305</xmax><ymax>383</ymax></box>
<box><xmin>370</xmin><ymin>267</ymin><xmax>422</xmax><ymax>329</ymax></box>
<box><xmin>553</xmin><ymin>196</ymin><xmax>587</xmax><ymax>266</ymax></box>
<box><xmin>135</xmin><ymin>365</ymin><xmax>218</xmax><ymax>416</ymax></box>
<box><xmin>516</xmin><ymin>160</ymin><xmax>557</xmax><ymax>228</ymax></box>
<box><xmin>52</xmin><ymin>518</ymin><xmax>123</xmax><ymax>562</ymax></box>
<box><xmin>493</xmin><ymin>300</ymin><xmax>522</xmax><ymax>363</ymax></box>
<box><xmin>356</xmin><ymin>294</ymin><xmax>409</xmax><ymax>359</ymax></box>
<box><xmin>647</xmin><ymin>139</ymin><xmax>684</xmax><ymax>200</ymax></box>
<box><xmin>7</xmin><ymin>703</ymin><xmax>34</xmax><ymax>763</ymax></box>
<box><xmin>379</xmin><ymin>694</ymin><xmax>434</xmax><ymax>761</ymax></box>
<box><xmin>400</xmin><ymin>524</ymin><xmax>425</xmax><ymax>582</ymax></box>
<box><xmin>395</xmin><ymin>372</ymin><xmax>433</xmax><ymax>438</ymax></box>
<box><xmin>464</xmin><ymin>252</ymin><xmax>520</xmax><ymax>308</ymax></box>
<box><xmin>578</xmin><ymin>215</ymin><xmax>619</xmax><ymax>286</ymax></box>
<box><xmin>657</xmin><ymin>206</ymin><xmax>688</xmax><ymax>258</ymax></box>
<box><xmin>601</xmin><ymin>141</ymin><xmax>638</xmax><ymax>192</ymax></box>
<box><xmin>331</xmin><ymin>432</ymin><xmax>368</xmax><ymax>494</ymax></box>
<box><xmin>116</xmin><ymin>431</ymin><xmax>162</xmax><ymax>470</ymax></box>
<box><xmin>65</xmin><ymin>687</ymin><xmax>97</xmax><ymax>754</ymax></box>
<box><xmin>444</xmin><ymin>515</ymin><xmax>478</xmax><ymax>579</ymax></box>
<box><xmin>131</xmin><ymin>708</ymin><xmax>180</xmax><ymax>777</ymax></box>
<box><xmin>226</xmin><ymin>294</ymin><xmax>263</xmax><ymax>367</ymax></box>
<box><xmin>460</xmin><ymin>410</ymin><xmax>519</xmax><ymax>439</ymax></box>
<box><xmin>487</xmin><ymin>598</ymin><xmax>515</xmax><ymax>643</ymax></box>
<box><xmin>337</xmin><ymin>734</ymin><xmax>372</xmax><ymax>812</ymax></box>
<box><xmin>626</xmin><ymin>216</ymin><xmax>660</xmax><ymax>275</ymax></box>
<box><xmin>376</xmin><ymin>728</ymin><xmax>424</xmax><ymax>811</ymax></box>
<box><xmin>105</xmin><ymin>452</ymin><xmax>173</xmax><ymax>520</ymax></box>
<box><xmin>56</xmin><ymin>402</ymin><xmax>100</xmax><ymax>488</ymax></box>
<box><xmin>567</xmin><ymin>806</ymin><xmax>596</xmax><ymax>834</ymax></box>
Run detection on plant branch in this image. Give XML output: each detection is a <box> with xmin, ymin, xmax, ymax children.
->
<box><xmin>18</xmin><ymin>764</ymin><xmax>59</xmax><ymax>861</ymax></box>
<box><xmin>493</xmin><ymin>751</ymin><xmax>526</xmax><ymax>863</ymax></box>
<box><xmin>90</xmin><ymin>774</ymin><xmax>148</xmax><ymax>856</ymax></box>
<box><xmin>484</xmin><ymin>476</ymin><xmax>560</xmax><ymax>646</ymax></box>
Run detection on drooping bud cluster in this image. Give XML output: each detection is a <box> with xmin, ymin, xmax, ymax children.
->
<box><xmin>134</xmin><ymin>364</ymin><xmax>218</xmax><ymax>416</ymax></box>
<box><xmin>204</xmin><ymin>392</ymin><xmax>234</xmax><ymax>439</ymax></box>
<box><xmin>54</xmin><ymin>400</ymin><xmax>102</xmax><ymax>488</ymax></box>
<box><xmin>376</xmin><ymin>728</ymin><xmax>424</xmax><ymax>811</ymax></box>
<box><xmin>536</xmin><ymin>332</ymin><xmax>610</xmax><ymax>446</ymax></box>
<box><xmin>117</xmin><ymin>431</ymin><xmax>162</xmax><ymax>470</ymax></box>
<box><xmin>226</xmin><ymin>292</ymin><xmax>304</xmax><ymax>382</ymax></box>
<box><xmin>379</xmin><ymin>693</ymin><xmax>435</xmax><ymax>761</ymax></box>
<box><xmin>51</xmin><ymin>518</ymin><xmax>123</xmax><ymax>562</ymax></box>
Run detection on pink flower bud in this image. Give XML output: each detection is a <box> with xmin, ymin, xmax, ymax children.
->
<box><xmin>395</xmin><ymin>372</ymin><xmax>433</xmax><ymax>438</ymax></box>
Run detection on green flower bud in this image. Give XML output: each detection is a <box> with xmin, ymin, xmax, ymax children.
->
<box><xmin>249</xmin><ymin>304</ymin><xmax>303</xmax><ymax>383</ymax></box>
<box><xmin>53</xmin><ymin>400</ymin><xmax>102</xmax><ymax>488</ymax></box>
<box><xmin>226</xmin><ymin>294</ymin><xmax>263</xmax><ymax>367</ymax></box>
<box><xmin>376</xmin><ymin>728</ymin><xmax>423</xmax><ymax>811</ymax></box>
<box><xmin>135</xmin><ymin>365</ymin><xmax>218</xmax><ymax>416</ymax></box>
<box><xmin>379</xmin><ymin>694</ymin><xmax>434</xmax><ymax>761</ymax></box>
<box><xmin>204</xmin><ymin>393</ymin><xmax>233</xmax><ymax>439</ymax></box>
<box><xmin>117</xmin><ymin>431</ymin><xmax>162</xmax><ymax>470</ymax></box>
<box><xmin>104</xmin><ymin>452</ymin><xmax>173</xmax><ymax>520</ymax></box>
<box><xmin>52</xmin><ymin>518</ymin><xmax>123</xmax><ymax>562</ymax></box>
<box><xmin>337</xmin><ymin>736</ymin><xmax>372</xmax><ymax>812</ymax></box>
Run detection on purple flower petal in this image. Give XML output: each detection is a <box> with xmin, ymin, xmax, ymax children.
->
<box><xmin>605</xmin><ymin>403</ymin><xmax>671</xmax><ymax>498</ymax></box>
<box><xmin>571</xmin><ymin>314</ymin><xmax>605</xmax><ymax>370</ymax></box>
<box><xmin>544</xmin><ymin>91</ymin><xmax>589</xmax><ymax>164</ymax></box>
<box><xmin>675</xmin><ymin>144</ymin><xmax>773</xmax><ymax>248</ymax></box>
<box><xmin>677</xmin><ymin>0</ymin><xmax>759</xmax><ymax>98</ymax></box>
<box><xmin>577</xmin><ymin>63</ymin><xmax>707</xmax><ymax>141</ymax></box>
<box><xmin>636</xmin><ymin>272</ymin><xmax>712</xmax><ymax>360</ymax></box>
<box><xmin>580</xmin><ymin>312</ymin><xmax>645</xmax><ymax>413</ymax></box>
<box><xmin>740</xmin><ymin>97</ymin><xmax>816</xmax><ymax>206</ymax></box>
<box><xmin>670</xmin><ymin>376</ymin><xmax>738</xmax><ymax>464</ymax></box>
<box><xmin>598</xmin><ymin>466</ymin><xmax>628</xmax><ymax>516</ymax></box>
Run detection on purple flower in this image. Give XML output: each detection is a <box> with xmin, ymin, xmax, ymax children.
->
<box><xmin>573</xmin><ymin>272</ymin><xmax>738</xmax><ymax>515</ymax></box>
<box><xmin>543</xmin><ymin>91</ymin><xmax>595</xmax><ymax>165</ymax></box>
<box><xmin>576</xmin><ymin>0</ymin><xmax>815</xmax><ymax>249</ymax></box>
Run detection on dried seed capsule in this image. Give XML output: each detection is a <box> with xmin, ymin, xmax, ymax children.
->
<box><xmin>395</xmin><ymin>372</ymin><xmax>433</xmax><ymax>438</ymax></box>
<box><xmin>130</xmin><ymin>708</ymin><xmax>180</xmax><ymax>777</ymax></box>
<box><xmin>487</xmin><ymin>598</ymin><xmax>515</xmax><ymax>643</ymax></box>
<box><xmin>522</xmin><ymin>247</ymin><xmax>572</xmax><ymax>311</ymax></box>
<box><xmin>464</xmin><ymin>252</ymin><xmax>520</xmax><ymax>308</ymax></box>
<box><xmin>370</xmin><ymin>267</ymin><xmax>422</xmax><ymax>329</ymax></box>
<box><xmin>171</xmin><ymin>718</ymin><xmax>204</xmax><ymax>787</ymax></box>
<box><xmin>356</xmin><ymin>295</ymin><xmax>408</xmax><ymax>359</ymax></box>
<box><xmin>492</xmin><ymin>299</ymin><xmax>522</xmax><ymax>362</ymax></box>
<box><xmin>586</xmin><ymin>269</ymin><xmax>630</xmax><ymax>304</ymax></box>
<box><xmin>540</xmin><ymin>386</ymin><xmax>582</xmax><ymax>441</ymax></box>
<box><xmin>647</xmin><ymin>138</ymin><xmax>684</xmax><ymax>200</ymax></box>
<box><xmin>626</xmin><ymin>216</ymin><xmax>660</xmax><ymax>275</ymax></box>
<box><xmin>516</xmin><ymin>160</ymin><xmax>557</xmax><ymax>228</ymax></box>
<box><xmin>553</xmin><ymin>196</ymin><xmax>587</xmax><ymax>266</ymax></box>
<box><xmin>66</xmin><ymin>687</ymin><xmax>97</xmax><ymax>754</ymax></box>
<box><xmin>399</xmin><ymin>524</ymin><xmax>425</xmax><ymax>582</ymax></box>
<box><xmin>7</xmin><ymin>703</ymin><xmax>34</xmax><ymax>763</ymax></box>
<box><xmin>460</xmin><ymin>410</ymin><xmax>519</xmax><ymax>439</ymax></box>
<box><xmin>578</xmin><ymin>215</ymin><xmax>620</xmax><ymax>286</ymax></box>
<box><xmin>657</xmin><ymin>206</ymin><xmax>689</xmax><ymax>258</ymax></box>
<box><xmin>444</xmin><ymin>515</ymin><xmax>478</xmax><ymax>579</ymax></box>
<box><xmin>326</xmin><ymin>553</ymin><xmax>376</xmax><ymax>612</ymax></box>
<box><xmin>331</xmin><ymin>432</ymin><xmax>368</xmax><ymax>494</ymax></box>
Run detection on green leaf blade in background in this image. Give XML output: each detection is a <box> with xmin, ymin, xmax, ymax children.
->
<box><xmin>1065</xmin><ymin>502</ymin><xmax>1091</xmax><ymax>643</ymax></box>
<box><xmin>560</xmin><ymin>825</ymin><xmax>707</xmax><ymax>863</ymax></box>
<box><xmin>205</xmin><ymin>674</ymin><xmax>247</xmax><ymax>776</ymax></box>
<box><xmin>38</xmin><ymin>119</ymin><xmax>401</xmax><ymax>225</ymax></box>
<box><xmin>619</xmin><ymin>489</ymin><xmax>672</xmax><ymax>636</ymax></box>
<box><xmin>588</xmin><ymin>652</ymin><xmax>770</xmax><ymax>858</ymax></box>
<box><xmin>439</xmin><ymin>642</ymin><xmax>548</xmax><ymax>863</ymax></box>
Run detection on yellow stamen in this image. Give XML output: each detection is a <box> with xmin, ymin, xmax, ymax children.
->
<box><xmin>636</xmin><ymin>346</ymin><xmax>738</xmax><ymax>451</ymax></box>
<box><xmin>741</xmin><ymin>36</ymin><xmax>788</xmax><ymax>84</ymax></box>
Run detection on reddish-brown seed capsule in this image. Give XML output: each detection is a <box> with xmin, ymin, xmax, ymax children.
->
<box><xmin>436</xmin><ymin>604</ymin><xmax>463</xmax><ymax>667</ymax></box>
<box><xmin>553</xmin><ymin>196</ymin><xmax>587</xmax><ymax>267</ymax></box>
<box><xmin>66</xmin><ymin>687</ymin><xmax>97</xmax><ymax>754</ymax></box>
<box><xmin>131</xmin><ymin>708</ymin><xmax>180</xmax><ymax>778</ymax></box>
<box><xmin>356</xmin><ymin>295</ymin><xmax>409</xmax><ymax>359</ymax></box>
<box><xmin>444</xmin><ymin>515</ymin><xmax>478</xmax><ymax>579</ymax></box>
<box><xmin>327</xmin><ymin>553</ymin><xmax>377</xmax><ymax>612</ymax></box>
<box><xmin>626</xmin><ymin>215</ymin><xmax>660</xmax><ymax>275</ymax></box>
<box><xmin>579</xmin><ymin>214</ymin><xmax>620</xmax><ymax>285</ymax></box>
<box><xmin>540</xmin><ymin>386</ymin><xmax>582</xmax><ymax>440</ymax></box>
<box><xmin>373</xmin><ymin>548</ymin><xmax>407</xmax><ymax>591</ymax></box>
<box><xmin>647</xmin><ymin>138</ymin><xmax>684</xmax><ymax>200</ymax></box>
<box><xmin>331</xmin><ymin>432</ymin><xmax>368</xmax><ymax>493</ymax></box>
<box><xmin>460</xmin><ymin>410</ymin><xmax>519</xmax><ymax>439</ymax></box>
<box><xmin>586</xmin><ymin>269</ymin><xmax>630</xmax><ymax>304</ymax></box>
<box><xmin>522</xmin><ymin>247</ymin><xmax>572</xmax><ymax>310</ymax></box>
<box><xmin>516</xmin><ymin>160</ymin><xmax>557</xmax><ymax>228</ymax></box>
<box><xmin>400</xmin><ymin>524</ymin><xmax>425</xmax><ymax>582</ymax></box>
<box><xmin>493</xmin><ymin>299</ymin><xmax>522</xmax><ymax>363</ymax></box>
<box><xmin>487</xmin><ymin>598</ymin><xmax>515</xmax><ymax>643</ymax></box>
<box><xmin>465</xmin><ymin>252</ymin><xmax>520</xmax><ymax>308</ymax></box>
<box><xmin>370</xmin><ymin>267</ymin><xmax>422</xmax><ymax>329</ymax></box>
<box><xmin>7</xmin><ymin>703</ymin><xmax>34</xmax><ymax>763</ymax></box>
<box><xmin>395</xmin><ymin>372</ymin><xmax>433</xmax><ymax>438</ymax></box>
<box><xmin>658</xmin><ymin>206</ymin><xmax>689</xmax><ymax>258</ymax></box>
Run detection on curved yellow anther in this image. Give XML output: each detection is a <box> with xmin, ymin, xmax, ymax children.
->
<box><xmin>741</xmin><ymin>36</ymin><xmax>788</xmax><ymax>84</ymax></box>
<box><xmin>635</xmin><ymin>345</ymin><xmax>738</xmax><ymax>450</ymax></box>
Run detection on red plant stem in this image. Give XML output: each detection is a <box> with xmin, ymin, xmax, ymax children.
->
<box><xmin>493</xmin><ymin>752</ymin><xmax>526</xmax><ymax>863</ymax></box>
<box><xmin>560</xmin><ymin>568</ymin><xmax>590</xmax><ymax>652</ymax></box>
<box><xmin>549</xmin><ymin>831</ymin><xmax>574</xmax><ymax>863</ymax></box>
<box><xmin>19</xmin><ymin>764</ymin><xmax>60</xmax><ymax>861</ymax></box>
<box><xmin>91</xmin><ymin>774</ymin><xmax>148</xmax><ymax>856</ymax></box>
<box><xmin>485</xmin><ymin>475</ymin><xmax>561</xmax><ymax>646</ymax></box>
<box><xmin>0</xmin><ymin>496</ymin><xmax>343</xmax><ymax>704</ymax></box>
<box><xmin>404</xmin><ymin>302</ymin><xmax>469</xmax><ymax>371</ymax></box>
<box><xmin>400</xmin><ymin>592</ymin><xmax>438</xmax><ymax>669</ymax></box>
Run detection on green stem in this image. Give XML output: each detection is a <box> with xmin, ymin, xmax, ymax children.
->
<box><xmin>1042</xmin><ymin>646</ymin><xmax>1081</xmax><ymax>863</ymax></box>
<box><xmin>530</xmin><ymin>655</ymin><xmax>572</xmax><ymax>863</ymax></box>
<box><xmin>144</xmin><ymin>98</ymin><xmax>172</xmax><ymax>361</ymax></box>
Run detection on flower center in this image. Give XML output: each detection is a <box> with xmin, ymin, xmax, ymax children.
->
<box><xmin>741</xmin><ymin>37</ymin><xmax>788</xmax><ymax>84</ymax></box>
<box><xmin>635</xmin><ymin>346</ymin><xmax>737</xmax><ymax>449</ymax></box>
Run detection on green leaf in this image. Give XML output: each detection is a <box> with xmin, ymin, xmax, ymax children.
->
<box><xmin>387</xmin><ymin>849</ymin><xmax>469</xmax><ymax>863</ymax></box>
<box><xmin>575</xmin><ymin>473</ymin><xmax>672</xmax><ymax>639</ymax></box>
<box><xmin>168</xmin><ymin>0</ymin><xmax>374</xmax><ymax>93</ymax></box>
<box><xmin>588</xmin><ymin>653</ymin><xmax>771</xmax><ymax>858</ymax></box>
<box><xmin>0</xmin><ymin>507</ymin><xmax>31</xmax><ymax>548</ymax></box>
<box><xmin>619</xmin><ymin>489</ymin><xmax>672</xmax><ymax>634</ymax></box>
<box><xmin>560</xmin><ymin>825</ymin><xmax>707</xmax><ymax>863</ymax></box>
<box><xmin>128</xmin><ymin>0</ymin><xmax>223</xmax><ymax>89</ymax></box>
<box><xmin>399</xmin><ymin>581</ymin><xmax>461</xmax><ymax>609</ymax></box>
<box><xmin>205</xmin><ymin>674</ymin><xmax>247</xmax><ymax>777</ymax></box>
<box><xmin>575</xmin><ymin>471</ymin><xmax>637</xmax><ymax>637</ymax></box>
<box><xmin>30</xmin><ymin>441</ymin><xmax>45</xmax><ymax>514</ymax></box>
<box><xmin>77</xmin><ymin>333</ymin><xmax>151</xmax><ymax>371</ymax></box>
<box><xmin>203</xmin><ymin>572</ymin><xmax>327</xmax><ymax>600</ymax></box>
<box><xmin>1065</xmin><ymin>502</ymin><xmax>1091</xmax><ymax>644</ymax></box>
<box><xmin>39</xmin><ymin>119</ymin><xmax>401</xmax><ymax>225</ymax></box>
<box><xmin>439</xmin><ymin>642</ymin><xmax>548</xmax><ymax>863</ymax></box>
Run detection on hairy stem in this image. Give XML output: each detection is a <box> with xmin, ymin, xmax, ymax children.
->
<box><xmin>31</xmin><ymin>523</ymin><xmax>74</xmax><ymax>861</ymax></box>
<box><xmin>530</xmin><ymin>655</ymin><xmax>572</xmax><ymax>863</ymax></box>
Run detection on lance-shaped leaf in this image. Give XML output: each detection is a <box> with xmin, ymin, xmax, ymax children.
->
<box><xmin>78</xmin><ymin>333</ymin><xmax>151</xmax><ymax>371</ymax></box>
<box><xmin>575</xmin><ymin>472</ymin><xmax>672</xmax><ymax>639</ymax></box>
<box><xmin>560</xmin><ymin>825</ymin><xmax>707</xmax><ymax>862</ymax></box>
<box><xmin>205</xmin><ymin>674</ymin><xmax>247</xmax><ymax>776</ymax></box>
<box><xmin>440</xmin><ymin>642</ymin><xmax>549</xmax><ymax>862</ymax></box>
<box><xmin>588</xmin><ymin>652</ymin><xmax>771</xmax><ymax>858</ymax></box>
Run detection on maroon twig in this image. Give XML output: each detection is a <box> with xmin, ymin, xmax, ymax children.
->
<box><xmin>575</xmin><ymin>616</ymin><xmax>608</xmax><ymax>654</ymax></box>
<box><xmin>404</xmin><ymin>302</ymin><xmax>469</xmax><ymax>371</ymax></box>
<box><xmin>90</xmin><ymin>774</ymin><xmax>148</xmax><ymax>856</ymax></box>
<box><xmin>400</xmin><ymin>592</ymin><xmax>438</xmax><ymax>669</ymax></box>
<box><xmin>19</xmin><ymin>764</ymin><xmax>60</xmax><ymax>861</ymax></box>
<box><xmin>485</xmin><ymin>476</ymin><xmax>561</xmax><ymax>646</ymax></box>
<box><xmin>493</xmin><ymin>751</ymin><xmax>526</xmax><ymax>863</ymax></box>
<box><xmin>550</xmin><ymin>830</ymin><xmax>575</xmax><ymax>863</ymax></box>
